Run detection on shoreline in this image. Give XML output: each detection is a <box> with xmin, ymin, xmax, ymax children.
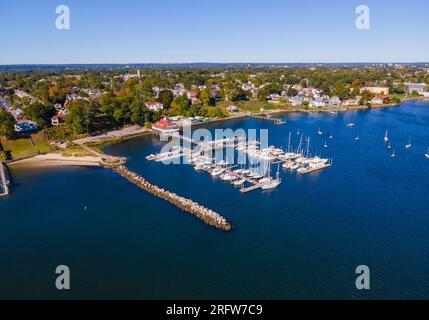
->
<box><xmin>6</xmin><ymin>97</ymin><xmax>429</xmax><ymax>168</ymax></box>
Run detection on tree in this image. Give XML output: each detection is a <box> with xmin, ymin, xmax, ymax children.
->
<box><xmin>158</xmin><ymin>90</ymin><xmax>174</xmax><ymax>107</ymax></box>
<box><xmin>0</xmin><ymin>109</ymin><xmax>17</xmax><ymax>138</ymax></box>
<box><xmin>200</xmin><ymin>88</ymin><xmax>213</xmax><ymax>106</ymax></box>
<box><xmin>23</xmin><ymin>103</ymin><xmax>56</xmax><ymax>128</ymax></box>
<box><xmin>171</xmin><ymin>95</ymin><xmax>191</xmax><ymax>116</ymax></box>
<box><xmin>130</xmin><ymin>99</ymin><xmax>148</xmax><ymax>124</ymax></box>
<box><xmin>65</xmin><ymin>100</ymin><xmax>96</xmax><ymax>134</ymax></box>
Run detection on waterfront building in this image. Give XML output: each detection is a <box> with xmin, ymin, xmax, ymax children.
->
<box><xmin>152</xmin><ymin>116</ymin><xmax>180</xmax><ymax>134</ymax></box>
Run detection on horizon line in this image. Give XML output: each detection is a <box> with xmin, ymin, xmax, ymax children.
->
<box><xmin>1</xmin><ymin>61</ymin><xmax>429</xmax><ymax>67</ymax></box>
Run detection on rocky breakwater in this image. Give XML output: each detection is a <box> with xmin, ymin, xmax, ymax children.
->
<box><xmin>110</xmin><ymin>164</ymin><xmax>232</xmax><ymax>231</ymax></box>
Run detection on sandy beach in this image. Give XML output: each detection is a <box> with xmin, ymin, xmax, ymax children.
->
<box><xmin>8</xmin><ymin>153</ymin><xmax>103</xmax><ymax>168</ymax></box>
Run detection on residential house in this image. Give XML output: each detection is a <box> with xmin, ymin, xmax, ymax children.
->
<box><xmin>370</xmin><ymin>95</ymin><xmax>390</xmax><ymax>105</ymax></box>
<box><xmin>309</xmin><ymin>98</ymin><xmax>326</xmax><ymax>108</ymax></box>
<box><xmin>328</xmin><ymin>96</ymin><xmax>341</xmax><ymax>106</ymax></box>
<box><xmin>145</xmin><ymin>101</ymin><xmax>164</xmax><ymax>111</ymax></box>
<box><xmin>289</xmin><ymin>96</ymin><xmax>303</xmax><ymax>107</ymax></box>
<box><xmin>51</xmin><ymin>113</ymin><xmax>66</xmax><ymax>126</ymax></box>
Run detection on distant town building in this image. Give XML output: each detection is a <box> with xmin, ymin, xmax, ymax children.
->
<box><xmin>361</xmin><ymin>87</ymin><xmax>390</xmax><ymax>95</ymax></box>
<box><xmin>404</xmin><ymin>83</ymin><xmax>427</xmax><ymax>94</ymax></box>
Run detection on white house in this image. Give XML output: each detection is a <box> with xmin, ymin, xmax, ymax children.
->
<box><xmin>145</xmin><ymin>101</ymin><xmax>164</xmax><ymax>111</ymax></box>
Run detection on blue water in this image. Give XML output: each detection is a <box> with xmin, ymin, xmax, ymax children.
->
<box><xmin>1</xmin><ymin>101</ymin><xmax>428</xmax><ymax>299</ymax></box>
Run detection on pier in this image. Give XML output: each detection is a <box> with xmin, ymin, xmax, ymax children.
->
<box><xmin>109</xmin><ymin>163</ymin><xmax>232</xmax><ymax>231</ymax></box>
<box><xmin>0</xmin><ymin>162</ymin><xmax>10</xmax><ymax>196</ymax></box>
<box><xmin>248</xmin><ymin>114</ymin><xmax>286</xmax><ymax>125</ymax></box>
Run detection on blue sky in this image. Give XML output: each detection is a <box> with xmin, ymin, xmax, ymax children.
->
<box><xmin>0</xmin><ymin>0</ymin><xmax>428</xmax><ymax>64</ymax></box>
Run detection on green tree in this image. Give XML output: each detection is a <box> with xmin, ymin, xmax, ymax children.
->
<box><xmin>130</xmin><ymin>99</ymin><xmax>148</xmax><ymax>124</ymax></box>
<box><xmin>65</xmin><ymin>100</ymin><xmax>96</xmax><ymax>134</ymax></box>
<box><xmin>23</xmin><ymin>103</ymin><xmax>56</xmax><ymax>128</ymax></box>
<box><xmin>0</xmin><ymin>109</ymin><xmax>17</xmax><ymax>138</ymax></box>
<box><xmin>158</xmin><ymin>90</ymin><xmax>174</xmax><ymax>107</ymax></box>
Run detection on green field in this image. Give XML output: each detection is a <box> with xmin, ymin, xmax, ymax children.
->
<box><xmin>0</xmin><ymin>132</ymin><xmax>51</xmax><ymax>159</ymax></box>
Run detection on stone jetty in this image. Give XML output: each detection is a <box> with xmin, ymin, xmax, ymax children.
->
<box><xmin>110</xmin><ymin>164</ymin><xmax>232</xmax><ymax>231</ymax></box>
<box><xmin>0</xmin><ymin>162</ymin><xmax>10</xmax><ymax>196</ymax></box>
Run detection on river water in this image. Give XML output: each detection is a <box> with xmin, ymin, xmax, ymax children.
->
<box><xmin>1</xmin><ymin>100</ymin><xmax>428</xmax><ymax>299</ymax></box>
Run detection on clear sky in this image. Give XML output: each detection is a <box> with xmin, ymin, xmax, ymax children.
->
<box><xmin>0</xmin><ymin>0</ymin><xmax>428</xmax><ymax>64</ymax></box>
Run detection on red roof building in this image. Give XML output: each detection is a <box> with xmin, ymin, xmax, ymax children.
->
<box><xmin>152</xmin><ymin>116</ymin><xmax>180</xmax><ymax>134</ymax></box>
<box><xmin>51</xmin><ymin>113</ymin><xmax>66</xmax><ymax>126</ymax></box>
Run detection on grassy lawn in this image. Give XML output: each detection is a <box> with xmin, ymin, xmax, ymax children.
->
<box><xmin>60</xmin><ymin>146</ymin><xmax>93</xmax><ymax>157</ymax></box>
<box><xmin>0</xmin><ymin>132</ymin><xmax>51</xmax><ymax>159</ymax></box>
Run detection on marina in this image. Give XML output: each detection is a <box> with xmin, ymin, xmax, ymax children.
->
<box><xmin>146</xmin><ymin>130</ymin><xmax>333</xmax><ymax>193</ymax></box>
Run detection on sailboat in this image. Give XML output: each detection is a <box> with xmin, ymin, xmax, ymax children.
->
<box><xmin>261</xmin><ymin>164</ymin><xmax>282</xmax><ymax>190</ymax></box>
<box><xmin>387</xmin><ymin>142</ymin><xmax>392</xmax><ymax>149</ymax></box>
<box><xmin>323</xmin><ymin>141</ymin><xmax>329</xmax><ymax>148</ymax></box>
<box><xmin>347</xmin><ymin>122</ymin><xmax>355</xmax><ymax>128</ymax></box>
<box><xmin>390</xmin><ymin>149</ymin><xmax>396</xmax><ymax>158</ymax></box>
<box><xmin>405</xmin><ymin>136</ymin><xmax>412</xmax><ymax>149</ymax></box>
<box><xmin>317</xmin><ymin>127</ymin><xmax>323</xmax><ymax>135</ymax></box>
<box><xmin>296</xmin><ymin>129</ymin><xmax>300</xmax><ymax>135</ymax></box>
<box><xmin>329</xmin><ymin>132</ymin><xmax>333</xmax><ymax>140</ymax></box>
<box><xmin>425</xmin><ymin>147</ymin><xmax>429</xmax><ymax>159</ymax></box>
<box><xmin>384</xmin><ymin>130</ymin><xmax>389</xmax><ymax>142</ymax></box>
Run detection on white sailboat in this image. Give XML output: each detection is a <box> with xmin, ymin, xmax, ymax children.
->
<box><xmin>323</xmin><ymin>141</ymin><xmax>329</xmax><ymax>148</ymax></box>
<box><xmin>261</xmin><ymin>164</ymin><xmax>282</xmax><ymax>190</ymax></box>
<box><xmin>329</xmin><ymin>132</ymin><xmax>333</xmax><ymax>139</ymax></box>
<box><xmin>347</xmin><ymin>122</ymin><xmax>355</xmax><ymax>128</ymax></box>
<box><xmin>390</xmin><ymin>149</ymin><xmax>396</xmax><ymax>158</ymax></box>
<box><xmin>425</xmin><ymin>147</ymin><xmax>429</xmax><ymax>159</ymax></box>
<box><xmin>387</xmin><ymin>141</ymin><xmax>392</xmax><ymax>149</ymax></box>
<box><xmin>384</xmin><ymin>130</ymin><xmax>389</xmax><ymax>142</ymax></box>
<box><xmin>318</xmin><ymin>127</ymin><xmax>323</xmax><ymax>135</ymax></box>
<box><xmin>405</xmin><ymin>136</ymin><xmax>412</xmax><ymax>149</ymax></box>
